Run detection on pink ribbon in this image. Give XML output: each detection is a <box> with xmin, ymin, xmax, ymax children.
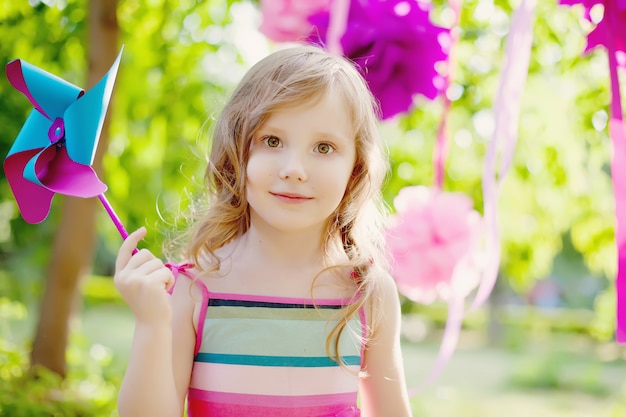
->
<box><xmin>411</xmin><ymin>0</ymin><xmax>537</xmax><ymax>394</ymax></box>
<box><xmin>408</xmin><ymin>0</ymin><xmax>463</xmax><ymax>395</ymax></box>
<box><xmin>326</xmin><ymin>0</ymin><xmax>350</xmax><ymax>55</ymax></box>
<box><xmin>470</xmin><ymin>0</ymin><xmax>536</xmax><ymax>313</ymax></box>
<box><xmin>604</xmin><ymin>9</ymin><xmax>626</xmax><ymax>343</ymax></box>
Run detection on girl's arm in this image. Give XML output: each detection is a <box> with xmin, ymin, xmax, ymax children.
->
<box><xmin>359</xmin><ymin>273</ymin><xmax>413</xmax><ymax>417</ymax></box>
<box><xmin>114</xmin><ymin>228</ymin><xmax>196</xmax><ymax>417</ymax></box>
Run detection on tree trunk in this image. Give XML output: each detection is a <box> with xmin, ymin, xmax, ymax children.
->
<box><xmin>30</xmin><ymin>0</ymin><xmax>119</xmax><ymax>377</ymax></box>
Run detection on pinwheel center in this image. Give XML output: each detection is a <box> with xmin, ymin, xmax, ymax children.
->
<box><xmin>48</xmin><ymin>118</ymin><xmax>65</xmax><ymax>144</ymax></box>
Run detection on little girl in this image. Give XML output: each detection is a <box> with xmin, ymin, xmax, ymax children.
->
<box><xmin>114</xmin><ymin>45</ymin><xmax>413</xmax><ymax>417</ymax></box>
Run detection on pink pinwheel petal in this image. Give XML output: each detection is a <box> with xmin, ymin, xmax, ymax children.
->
<box><xmin>3</xmin><ymin>149</ymin><xmax>54</xmax><ymax>224</ymax></box>
<box><xmin>33</xmin><ymin>146</ymin><xmax>107</xmax><ymax>197</ymax></box>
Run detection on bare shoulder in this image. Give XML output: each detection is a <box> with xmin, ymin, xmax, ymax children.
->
<box><xmin>168</xmin><ymin>264</ymin><xmax>203</xmax><ymax>410</ymax></box>
<box><xmin>359</xmin><ymin>270</ymin><xmax>412</xmax><ymax>416</ymax></box>
<box><xmin>169</xmin><ymin>265</ymin><xmax>206</xmax><ymax>331</ymax></box>
<box><xmin>366</xmin><ymin>270</ymin><xmax>402</xmax><ymax>338</ymax></box>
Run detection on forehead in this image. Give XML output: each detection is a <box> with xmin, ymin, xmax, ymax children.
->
<box><xmin>263</xmin><ymin>90</ymin><xmax>355</xmax><ymax>141</ymax></box>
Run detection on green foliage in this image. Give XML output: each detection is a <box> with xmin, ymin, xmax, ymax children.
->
<box><xmin>385</xmin><ymin>0</ymin><xmax>617</xmax><ymax>293</ymax></box>
<box><xmin>0</xmin><ymin>0</ymin><xmax>621</xmax><ymax>347</ymax></box>
<box><xmin>0</xmin><ymin>297</ymin><xmax>119</xmax><ymax>416</ymax></box>
<box><xmin>0</xmin><ymin>0</ymin><xmax>88</xmax><ymax>304</ymax></box>
<box><xmin>82</xmin><ymin>275</ymin><xmax>124</xmax><ymax>306</ymax></box>
<box><xmin>509</xmin><ymin>352</ymin><xmax>610</xmax><ymax>396</ymax></box>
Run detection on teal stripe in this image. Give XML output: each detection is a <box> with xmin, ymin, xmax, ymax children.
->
<box><xmin>195</xmin><ymin>352</ymin><xmax>361</xmax><ymax>367</ymax></box>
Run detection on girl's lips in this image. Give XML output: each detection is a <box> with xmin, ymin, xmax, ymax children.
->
<box><xmin>270</xmin><ymin>192</ymin><xmax>313</xmax><ymax>203</ymax></box>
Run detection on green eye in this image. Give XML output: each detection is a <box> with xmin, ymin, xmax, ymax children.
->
<box><xmin>265</xmin><ymin>136</ymin><xmax>280</xmax><ymax>147</ymax></box>
<box><xmin>316</xmin><ymin>143</ymin><xmax>334</xmax><ymax>154</ymax></box>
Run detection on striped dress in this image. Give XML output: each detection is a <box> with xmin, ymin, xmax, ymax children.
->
<box><xmin>170</xmin><ymin>265</ymin><xmax>365</xmax><ymax>417</ymax></box>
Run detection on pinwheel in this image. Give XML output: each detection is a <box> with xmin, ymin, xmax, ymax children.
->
<box><xmin>3</xmin><ymin>48</ymin><xmax>130</xmax><ymax>240</ymax></box>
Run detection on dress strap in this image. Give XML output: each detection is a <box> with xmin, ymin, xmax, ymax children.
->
<box><xmin>165</xmin><ymin>262</ymin><xmax>209</xmax><ymax>356</ymax></box>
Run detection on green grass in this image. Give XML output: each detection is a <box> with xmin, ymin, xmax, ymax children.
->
<box><xmin>402</xmin><ymin>332</ymin><xmax>626</xmax><ymax>416</ymax></box>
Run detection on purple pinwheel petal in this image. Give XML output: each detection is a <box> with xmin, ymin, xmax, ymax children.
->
<box><xmin>4</xmin><ymin>110</ymin><xmax>54</xmax><ymax>223</ymax></box>
<box><xmin>3</xmin><ymin>148</ymin><xmax>55</xmax><ymax>224</ymax></box>
<box><xmin>30</xmin><ymin>146</ymin><xmax>107</xmax><ymax>198</ymax></box>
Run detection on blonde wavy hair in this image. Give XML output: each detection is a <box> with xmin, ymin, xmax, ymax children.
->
<box><xmin>177</xmin><ymin>45</ymin><xmax>390</xmax><ymax>363</ymax></box>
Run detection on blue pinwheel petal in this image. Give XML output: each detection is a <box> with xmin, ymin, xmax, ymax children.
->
<box><xmin>64</xmin><ymin>47</ymin><xmax>123</xmax><ymax>165</ymax></box>
<box><xmin>7</xmin><ymin>110</ymin><xmax>51</xmax><ymax>156</ymax></box>
<box><xmin>6</xmin><ymin>59</ymin><xmax>83</xmax><ymax>121</ymax></box>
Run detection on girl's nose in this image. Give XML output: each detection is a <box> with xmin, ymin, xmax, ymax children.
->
<box><xmin>279</xmin><ymin>152</ymin><xmax>308</xmax><ymax>182</ymax></box>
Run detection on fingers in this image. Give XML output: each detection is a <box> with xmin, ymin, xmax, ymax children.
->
<box><xmin>114</xmin><ymin>228</ymin><xmax>175</xmax><ymax>292</ymax></box>
<box><xmin>115</xmin><ymin>227</ymin><xmax>147</xmax><ymax>272</ymax></box>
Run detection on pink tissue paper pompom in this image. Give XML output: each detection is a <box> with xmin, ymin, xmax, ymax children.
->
<box><xmin>259</xmin><ymin>0</ymin><xmax>332</xmax><ymax>43</ymax></box>
<box><xmin>386</xmin><ymin>186</ymin><xmax>483</xmax><ymax>304</ymax></box>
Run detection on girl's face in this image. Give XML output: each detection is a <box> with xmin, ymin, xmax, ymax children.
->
<box><xmin>246</xmin><ymin>90</ymin><xmax>356</xmax><ymax>236</ymax></box>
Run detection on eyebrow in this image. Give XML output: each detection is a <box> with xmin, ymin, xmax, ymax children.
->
<box><xmin>259</xmin><ymin>124</ymin><xmax>352</xmax><ymax>143</ymax></box>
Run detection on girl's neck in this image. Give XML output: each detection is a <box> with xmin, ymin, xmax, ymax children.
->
<box><xmin>209</xmin><ymin>223</ymin><xmax>353</xmax><ymax>299</ymax></box>
<box><xmin>238</xmin><ymin>223</ymin><xmax>328</xmax><ymax>268</ymax></box>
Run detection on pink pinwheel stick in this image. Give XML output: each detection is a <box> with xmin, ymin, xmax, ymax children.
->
<box><xmin>97</xmin><ymin>193</ymin><xmax>129</xmax><ymax>239</ymax></box>
<box><xmin>97</xmin><ymin>194</ymin><xmax>138</xmax><ymax>255</ymax></box>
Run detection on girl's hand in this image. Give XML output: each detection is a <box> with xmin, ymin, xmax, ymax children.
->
<box><xmin>114</xmin><ymin>227</ymin><xmax>175</xmax><ymax>326</ymax></box>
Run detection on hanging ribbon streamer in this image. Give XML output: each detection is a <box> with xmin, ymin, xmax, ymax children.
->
<box><xmin>557</xmin><ymin>0</ymin><xmax>626</xmax><ymax>343</ymax></box>
<box><xmin>469</xmin><ymin>0</ymin><xmax>537</xmax><ymax>313</ymax></box>
<box><xmin>604</xmin><ymin>8</ymin><xmax>626</xmax><ymax>343</ymax></box>
<box><xmin>406</xmin><ymin>0</ymin><xmax>464</xmax><ymax>396</ymax></box>
<box><xmin>408</xmin><ymin>0</ymin><xmax>539</xmax><ymax>394</ymax></box>
<box><xmin>325</xmin><ymin>0</ymin><xmax>350</xmax><ymax>55</ymax></box>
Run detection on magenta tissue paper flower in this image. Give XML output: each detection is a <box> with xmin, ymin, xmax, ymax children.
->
<box><xmin>386</xmin><ymin>186</ymin><xmax>483</xmax><ymax>304</ymax></box>
<box><xmin>560</xmin><ymin>0</ymin><xmax>626</xmax><ymax>66</ymax></box>
<box><xmin>308</xmin><ymin>0</ymin><xmax>450</xmax><ymax>119</ymax></box>
<box><xmin>259</xmin><ymin>0</ymin><xmax>331</xmax><ymax>42</ymax></box>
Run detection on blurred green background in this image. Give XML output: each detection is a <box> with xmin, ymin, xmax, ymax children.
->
<box><xmin>1</xmin><ymin>0</ymin><xmax>625</xmax><ymax>415</ymax></box>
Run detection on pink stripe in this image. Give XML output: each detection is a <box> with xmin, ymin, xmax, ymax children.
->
<box><xmin>207</xmin><ymin>291</ymin><xmax>354</xmax><ymax>306</ymax></box>
<box><xmin>188</xmin><ymin>388</ymin><xmax>356</xmax><ymax>407</ymax></box>
<box><xmin>189</xmin><ymin>362</ymin><xmax>359</xmax><ymax>396</ymax></box>
<box><xmin>187</xmin><ymin>398</ymin><xmax>359</xmax><ymax>417</ymax></box>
